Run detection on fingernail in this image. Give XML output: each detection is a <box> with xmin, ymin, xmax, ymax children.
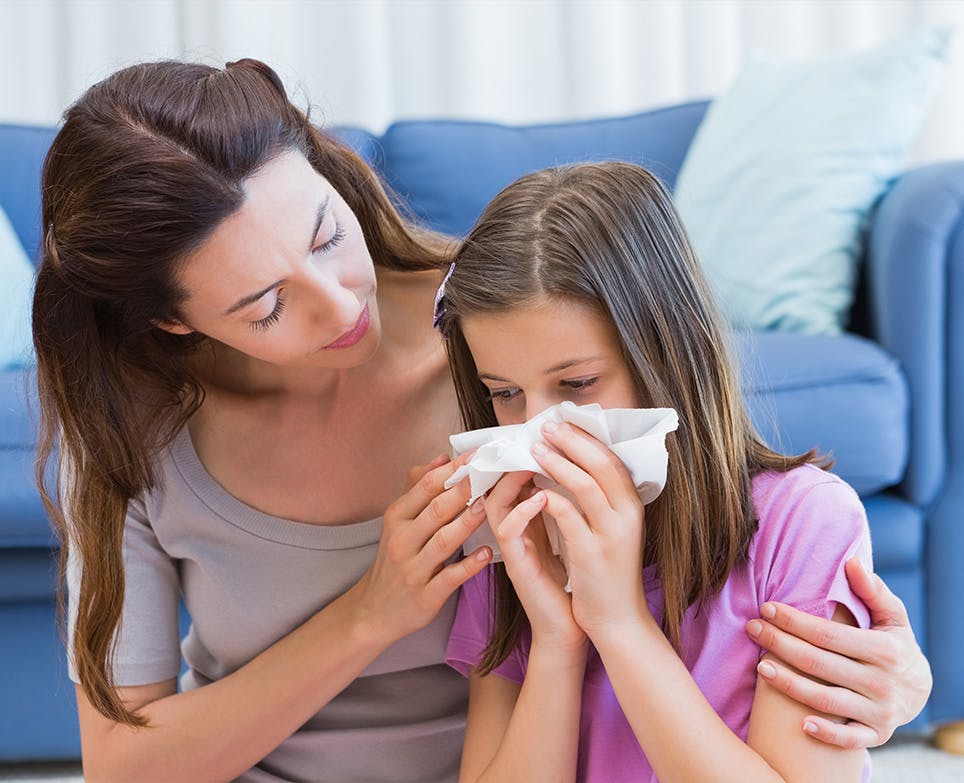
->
<box><xmin>530</xmin><ymin>490</ymin><xmax>546</xmax><ymax>505</ymax></box>
<box><xmin>542</xmin><ymin>420</ymin><xmax>559</xmax><ymax>434</ymax></box>
<box><xmin>757</xmin><ymin>660</ymin><xmax>776</xmax><ymax>679</ymax></box>
<box><xmin>475</xmin><ymin>547</ymin><xmax>491</xmax><ymax>562</ymax></box>
<box><xmin>804</xmin><ymin>721</ymin><xmax>818</xmax><ymax>734</ymax></box>
<box><xmin>531</xmin><ymin>441</ymin><xmax>548</xmax><ymax>456</ymax></box>
<box><xmin>746</xmin><ymin>619</ymin><xmax>763</xmax><ymax>638</ymax></box>
<box><xmin>471</xmin><ymin>498</ymin><xmax>484</xmax><ymax>514</ymax></box>
<box><xmin>761</xmin><ymin>603</ymin><xmax>776</xmax><ymax>619</ymax></box>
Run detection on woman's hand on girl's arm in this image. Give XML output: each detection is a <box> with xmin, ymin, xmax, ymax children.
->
<box><xmin>746</xmin><ymin>557</ymin><xmax>931</xmax><ymax>748</ymax></box>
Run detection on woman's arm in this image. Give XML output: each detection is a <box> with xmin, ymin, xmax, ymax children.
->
<box><xmin>591</xmin><ymin>606</ymin><xmax>864</xmax><ymax>783</ymax></box>
<box><xmin>76</xmin><ymin>455</ymin><xmax>491</xmax><ymax>783</ymax></box>
<box><xmin>748</xmin><ymin>557</ymin><xmax>932</xmax><ymax>747</ymax></box>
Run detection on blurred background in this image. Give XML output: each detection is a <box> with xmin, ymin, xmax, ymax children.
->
<box><xmin>2</xmin><ymin>0</ymin><xmax>963</xmax><ymax>165</ymax></box>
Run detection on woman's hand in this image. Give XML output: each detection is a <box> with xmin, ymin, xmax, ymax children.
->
<box><xmin>347</xmin><ymin>453</ymin><xmax>491</xmax><ymax>646</ymax></box>
<box><xmin>484</xmin><ymin>470</ymin><xmax>586</xmax><ymax>655</ymax></box>
<box><xmin>747</xmin><ymin>557</ymin><xmax>932</xmax><ymax>748</ymax></box>
<box><xmin>529</xmin><ymin>420</ymin><xmax>650</xmax><ymax>642</ymax></box>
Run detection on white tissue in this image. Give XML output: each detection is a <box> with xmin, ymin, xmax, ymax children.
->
<box><xmin>445</xmin><ymin>402</ymin><xmax>679</xmax><ymax>567</ymax></box>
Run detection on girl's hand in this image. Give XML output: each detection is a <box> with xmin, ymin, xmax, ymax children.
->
<box><xmin>483</xmin><ymin>470</ymin><xmax>586</xmax><ymax>655</ymax></box>
<box><xmin>347</xmin><ymin>453</ymin><xmax>492</xmax><ymax>646</ymax></box>
<box><xmin>747</xmin><ymin>557</ymin><xmax>932</xmax><ymax>748</ymax></box>
<box><xmin>530</xmin><ymin>421</ymin><xmax>650</xmax><ymax>641</ymax></box>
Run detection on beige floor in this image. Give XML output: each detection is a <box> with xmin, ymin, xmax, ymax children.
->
<box><xmin>1</xmin><ymin>737</ymin><xmax>964</xmax><ymax>781</ymax></box>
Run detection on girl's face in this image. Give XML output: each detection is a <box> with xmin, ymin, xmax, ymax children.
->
<box><xmin>460</xmin><ymin>297</ymin><xmax>642</xmax><ymax>426</ymax></box>
<box><xmin>165</xmin><ymin>150</ymin><xmax>380</xmax><ymax>369</ymax></box>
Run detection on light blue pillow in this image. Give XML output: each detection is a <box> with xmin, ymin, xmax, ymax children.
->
<box><xmin>0</xmin><ymin>206</ymin><xmax>36</xmax><ymax>368</ymax></box>
<box><xmin>674</xmin><ymin>27</ymin><xmax>951</xmax><ymax>334</ymax></box>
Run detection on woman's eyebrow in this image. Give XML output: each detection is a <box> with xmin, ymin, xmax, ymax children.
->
<box><xmin>223</xmin><ymin>195</ymin><xmax>332</xmax><ymax>317</ymax></box>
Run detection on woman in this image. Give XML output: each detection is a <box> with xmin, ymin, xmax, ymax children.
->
<box><xmin>34</xmin><ymin>59</ymin><xmax>929</xmax><ymax>782</ymax></box>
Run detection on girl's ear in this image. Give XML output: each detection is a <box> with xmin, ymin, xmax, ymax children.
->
<box><xmin>153</xmin><ymin>319</ymin><xmax>194</xmax><ymax>336</ymax></box>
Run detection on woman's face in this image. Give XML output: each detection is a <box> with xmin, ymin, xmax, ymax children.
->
<box><xmin>460</xmin><ymin>297</ymin><xmax>642</xmax><ymax>425</ymax></box>
<box><xmin>168</xmin><ymin>150</ymin><xmax>380</xmax><ymax>369</ymax></box>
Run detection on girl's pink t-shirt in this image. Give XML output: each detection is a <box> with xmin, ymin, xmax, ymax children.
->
<box><xmin>446</xmin><ymin>465</ymin><xmax>873</xmax><ymax>782</ymax></box>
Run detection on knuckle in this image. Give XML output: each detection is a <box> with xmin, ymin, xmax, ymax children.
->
<box><xmin>426</xmin><ymin>496</ymin><xmax>448</xmax><ymax>526</ymax></box>
<box><xmin>417</xmin><ymin>471</ymin><xmax>441</xmax><ymax>497</ymax></box>
<box><xmin>812</xmin><ymin>691</ymin><xmax>838</xmax><ymax>715</ymax></box>
<box><xmin>800</xmin><ymin>653</ymin><xmax>825</xmax><ymax>679</ymax></box>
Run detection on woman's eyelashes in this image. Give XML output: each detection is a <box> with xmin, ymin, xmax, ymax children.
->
<box><xmin>313</xmin><ymin>222</ymin><xmax>345</xmax><ymax>255</ymax></box>
<box><xmin>251</xmin><ymin>292</ymin><xmax>286</xmax><ymax>332</ymax></box>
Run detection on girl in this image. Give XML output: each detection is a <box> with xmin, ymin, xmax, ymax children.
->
<box><xmin>35</xmin><ymin>59</ymin><xmax>924</xmax><ymax>781</ymax></box>
<box><xmin>437</xmin><ymin>162</ymin><xmax>877</xmax><ymax>781</ymax></box>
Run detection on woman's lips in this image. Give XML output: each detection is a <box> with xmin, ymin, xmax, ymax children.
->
<box><xmin>323</xmin><ymin>303</ymin><xmax>371</xmax><ymax>350</ymax></box>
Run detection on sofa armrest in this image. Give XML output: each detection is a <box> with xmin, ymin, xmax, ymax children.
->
<box><xmin>867</xmin><ymin>162</ymin><xmax>964</xmax><ymax>508</ymax></box>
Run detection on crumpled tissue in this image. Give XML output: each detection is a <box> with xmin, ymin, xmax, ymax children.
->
<box><xmin>445</xmin><ymin>401</ymin><xmax>679</xmax><ymax>567</ymax></box>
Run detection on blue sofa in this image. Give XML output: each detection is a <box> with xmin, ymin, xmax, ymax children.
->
<box><xmin>1</xmin><ymin>99</ymin><xmax>961</xmax><ymax>760</ymax></box>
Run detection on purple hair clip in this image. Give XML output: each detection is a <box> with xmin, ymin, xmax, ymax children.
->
<box><xmin>432</xmin><ymin>261</ymin><xmax>456</xmax><ymax>329</ymax></box>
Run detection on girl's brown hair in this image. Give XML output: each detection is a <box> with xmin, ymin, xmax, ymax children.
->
<box><xmin>435</xmin><ymin>162</ymin><xmax>825</xmax><ymax>672</ymax></box>
<box><xmin>35</xmin><ymin>58</ymin><xmax>451</xmax><ymax>726</ymax></box>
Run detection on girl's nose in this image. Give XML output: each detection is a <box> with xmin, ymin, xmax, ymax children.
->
<box><xmin>525</xmin><ymin>397</ymin><xmax>555</xmax><ymax>424</ymax></box>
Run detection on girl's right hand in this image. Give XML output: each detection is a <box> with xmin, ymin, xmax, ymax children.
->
<box><xmin>347</xmin><ymin>454</ymin><xmax>492</xmax><ymax>646</ymax></box>
<box><xmin>484</xmin><ymin>471</ymin><xmax>587</xmax><ymax>656</ymax></box>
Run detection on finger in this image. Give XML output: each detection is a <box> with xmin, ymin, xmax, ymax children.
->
<box><xmin>750</xmin><ymin>602</ymin><xmax>872</xmax><ymax>662</ymax></box>
<box><xmin>541</xmin><ymin>422</ymin><xmax>637</xmax><ymax>512</ymax></box>
<box><xmin>531</xmin><ymin>438</ymin><xmax>612</xmax><ymax>526</ymax></box>
<box><xmin>406</xmin><ymin>453</ymin><xmax>450</xmax><ymax>487</ymax></box>
<box><xmin>748</xmin><ymin>618</ymin><xmax>877</xmax><ymax>695</ymax></box>
<box><xmin>420</xmin><ymin>497</ymin><xmax>489</xmax><ymax>568</ymax></box>
<box><xmin>427</xmin><ymin>545</ymin><xmax>493</xmax><ymax>602</ymax></box>
<box><xmin>391</xmin><ymin>453</ymin><xmax>474</xmax><ymax>528</ymax></box>
<box><xmin>484</xmin><ymin>470</ymin><xmax>536</xmax><ymax>524</ymax></box>
<box><xmin>755</xmin><ymin>656</ymin><xmax>879</xmax><ymax>730</ymax></box>
<box><xmin>801</xmin><ymin>715</ymin><xmax>884</xmax><ymax>750</ymax></box>
<box><xmin>844</xmin><ymin>557</ymin><xmax>909</xmax><ymax>628</ymax></box>
<box><xmin>541</xmin><ymin>489</ymin><xmax>593</xmax><ymax>549</ymax></box>
<box><xmin>496</xmin><ymin>491</ymin><xmax>547</xmax><ymax>545</ymax></box>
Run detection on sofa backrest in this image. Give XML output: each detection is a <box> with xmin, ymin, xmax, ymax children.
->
<box><xmin>0</xmin><ymin>123</ymin><xmax>58</xmax><ymax>263</ymax></box>
<box><xmin>376</xmin><ymin>100</ymin><xmax>710</xmax><ymax>238</ymax></box>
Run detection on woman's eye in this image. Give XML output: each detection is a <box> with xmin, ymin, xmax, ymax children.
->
<box><xmin>313</xmin><ymin>222</ymin><xmax>346</xmax><ymax>255</ymax></box>
<box><xmin>250</xmin><ymin>293</ymin><xmax>286</xmax><ymax>332</ymax></box>
<box><xmin>485</xmin><ymin>388</ymin><xmax>523</xmax><ymax>404</ymax></box>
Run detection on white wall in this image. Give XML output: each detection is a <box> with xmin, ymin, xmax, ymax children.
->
<box><xmin>2</xmin><ymin>0</ymin><xmax>963</xmax><ymax>164</ymax></box>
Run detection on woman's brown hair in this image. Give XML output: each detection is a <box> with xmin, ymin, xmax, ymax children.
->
<box><xmin>35</xmin><ymin>58</ymin><xmax>452</xmax><ymax>726</ymax></box>
<box><xmin>435</xmin><ymin>162</ymin><xmax>826</xmax><ymax>672</ymax></box>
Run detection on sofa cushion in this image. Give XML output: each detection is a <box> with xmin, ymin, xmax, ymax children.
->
<box><xmin>739</xmin><ymin>332</ymin><xmax>907</xmax><ymax>497</ymax></box>
<box><xmin>379</xmin><ymin>101</ymin><xmax>709</xmax><ymax>238</ymax></box>
<box><xmin>0</xmin><ymin>123</ymin><xmax>57</xmax><ymax>262</ymax></box>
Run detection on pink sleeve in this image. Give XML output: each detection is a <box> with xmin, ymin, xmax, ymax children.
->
<box><xmin>445</xmin><ymin>566</ymin><xmax>528</xmax><ymax>684</ymax></box>
<box><xmin>754</xmin><ymin>473</ymin><xmax>872</xmax><ymax>630</ymax></box>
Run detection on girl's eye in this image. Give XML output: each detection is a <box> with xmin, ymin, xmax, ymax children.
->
<box><xmin>485</xmin><ymin>387</ymin><xmax>523</xmax><ymax>404</ymax></box>
<box><xmin>250</xmin><ymin>292</ymin><xmax>286</xmax><ymax>332</ymax></box>
<box><xmin>313</xmin><ymin>222</ymin><xmax>346</xmax><ymax>255</ymax></box>
<box><xmin>561</xmin><ymin>377</ymin><xmax>600</xmax><ymax>393</ymax></box>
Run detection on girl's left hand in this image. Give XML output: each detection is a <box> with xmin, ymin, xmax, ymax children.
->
<box><xmin>531</xmin><ymin>420</ymin><xmax>650</xmax><ymax>640</ymax></box>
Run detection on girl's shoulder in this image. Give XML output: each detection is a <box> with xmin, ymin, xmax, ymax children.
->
<box><xmin>749</xmin><ymin>464</ymin><xmax>868</xmax><ymax>556</ymax></box>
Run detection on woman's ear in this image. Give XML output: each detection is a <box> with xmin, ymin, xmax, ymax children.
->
<box><xmin>153</xmin><ymin>319</ymin><xmax>194</xmax><ymax>336</ymax></box>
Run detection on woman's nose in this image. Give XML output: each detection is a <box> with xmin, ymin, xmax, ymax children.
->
<box><xmin>298</xmin><ymin>266</ymin><xmax>360</xmax><ymax>328</ymax></box>
<box><xmin>525</xmin><ymin>397</ymin><xmax>555</xmax><ymax>424</ymax></box>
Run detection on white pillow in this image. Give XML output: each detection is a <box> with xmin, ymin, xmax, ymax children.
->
<box><xmin>674</xmin><ymin>26</ymin><xmax>951</xmax><ymax>334</ymax></box>
<box><xmin>0</xmin><ymin>206</ymin><xmax>37</xmax><ymax>368</ymax></box>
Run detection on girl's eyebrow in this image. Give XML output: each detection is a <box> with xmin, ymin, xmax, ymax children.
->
<box><xmin>222</xmin><ymin>195</ymin><xmax>331</xmax><ymax>317</ymax></box>
<box><xmin>478</xmin><ymin>357</ymin><xmax>604</xmax><ymax>383</ymax></box>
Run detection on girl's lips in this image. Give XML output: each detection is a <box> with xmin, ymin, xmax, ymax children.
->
<box><xmin>323</xmin><ymin>303</ymin><xmax>371</xmax><ymax>350</ymax></box>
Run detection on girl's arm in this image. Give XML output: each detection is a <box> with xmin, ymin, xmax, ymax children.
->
<box><xmin>458</xmin><ymin>471</ymin><xmax>587</xmax><ymax>783</ymax></box>
<box><xmin>591</xmin><ymin>606</ymin><xmax>864</xmax><ymax>783</ymax></box>
<box><xmin>748</xmin><ymin>557</ymin><xmax>932</xmax><ymax>748</ymax></box>
<box><xmin>460</xmin><ymin>646</ymin><xmax>586</xmax><ymax>783</ymax></box>
<box><xmin>75</xmin><ymin>455</ymin><xmax>491</xmax><ymax>783</ymax></box>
